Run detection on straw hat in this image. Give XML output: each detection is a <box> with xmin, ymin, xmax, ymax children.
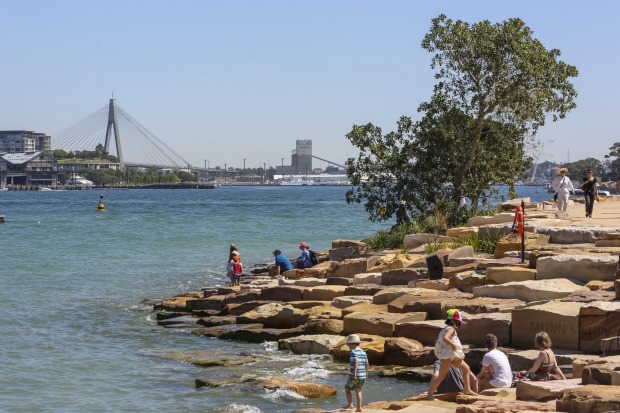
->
<box><xmin>346</xmin><ymin>334</ymin><xmax>361</xmax><ymax>344</ymax></box>
<box><xmin>558</xmin><ymin>167</ymin><xmax>568</xmax><ymax>173</ymax></box>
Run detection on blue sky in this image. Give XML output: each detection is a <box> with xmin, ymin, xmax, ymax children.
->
<box><xmin>2</xmin><ymin>1</ymin><xmax>619</xmax><ymax>169</ymax></box>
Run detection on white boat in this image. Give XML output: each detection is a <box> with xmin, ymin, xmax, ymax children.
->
<box><xmin>66</xmin><ymin>176</ymin><xmax>94</xmax><ymax>187</ymax></box>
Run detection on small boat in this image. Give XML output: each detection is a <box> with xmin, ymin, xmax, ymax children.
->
<box><xmin>66</xmin><ymin>176</ymin><xmax>94</xmax><ymax>187</ymax></box>
<box><xmin>0</xmin><ymin>214</ymin><xmax>5</xmax><ymax>223</ymax></box>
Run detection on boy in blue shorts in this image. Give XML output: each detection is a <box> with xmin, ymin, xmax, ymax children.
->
<box><xmin>343</xmin><ymin>334</ymin><xmax>369</xmax><ymax>412</ymax></box>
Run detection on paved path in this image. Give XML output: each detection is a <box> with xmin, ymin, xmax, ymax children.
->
<box><xmin>565</xmin><ymin>197</ymin><xmax>620</xmax><ymax>227</ymax></box>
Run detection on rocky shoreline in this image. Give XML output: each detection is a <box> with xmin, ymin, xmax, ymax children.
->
<box><xmin>152</xmin><ymin>197</ymin><xmax>620</xmax><ymax>413</ymax></box>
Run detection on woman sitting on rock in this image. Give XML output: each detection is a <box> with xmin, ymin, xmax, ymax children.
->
<box><xmin>513</xmin><ymin>331</ymin><xmax>566</xmax><ymax>383</ymax></box>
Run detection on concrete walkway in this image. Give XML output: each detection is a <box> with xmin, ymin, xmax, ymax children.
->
<box><xmin>565</xmin><ymin>197</ymin><xmax>620</xmax><ymax>227</ymax></box>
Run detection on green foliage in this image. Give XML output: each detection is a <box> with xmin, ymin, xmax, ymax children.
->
<box><xmin>448</xmin><ymin>232</ymin><xmax>503</xmax><ymax>255</ymax></box>
<box><xmin>561</xmin><ymin>158</ymin><xmax>602</xmax><ymax>182</ymax></box>
<box><xmin>364</xmin><ymin>221</ymin><xmax>426</xmax><ymax>250</ymax></box>
<box><xmin>346</xmin><ymin>14</ymin><xmax>577</xmax><ymax>226</ymax></box>
<box><xmin>605</xmin><ymin>142</ymin><xmax>620</xmax><ymax>180</ymax></box>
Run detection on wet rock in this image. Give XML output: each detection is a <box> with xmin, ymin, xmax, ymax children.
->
<box><xmin>278</xmin><ymin>334</ymin><xmax>343</xmax><ymax>355</ymax></box>
<box><xmin>257</xmin><ymin>377</ymin><xmax>337</xmax><ymax>398</ymax></box>
<box><xmin>231</xmin><ymin>325</ymin><xmax>307</xmax><ymax>343</ymax></box>
<box><xmin>191</xmin><ymin>323</ymin><xmax>264</xmax><ymax>339</ymax></box>
<box><xmin>330</xmin><ymin>334</ymin><xmax>386</xmax><ymax>365</ymax></box>
<box><xmin>196</xmin><ymin>315</ymin><xmax>236</xmax><ymax>327</ymax></box>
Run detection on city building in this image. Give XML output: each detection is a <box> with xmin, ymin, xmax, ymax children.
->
<box><xmin>0</xmin><ymin>151</ymin><xmax>59</xmax><ymax>186</ymax></box>
<box><xmin>0</xmin><ymin>130</ymin><xmax>51</xmax><ymax>153</ymax></box>
<box><xmin>292</xmin><ymin>139</ymin><xmax>312</xmax><ymax>174</ymax></box>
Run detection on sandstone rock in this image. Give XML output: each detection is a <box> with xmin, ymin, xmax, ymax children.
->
<box><xmin>439</xmin><ymin>297</ymin><xmax>524</xmax><ymax>319</ymax></box>
<box><xmin>413</xmin><ymin>279</ymin><xmax>451</xmax><ymax>291</ymax></box>
<box><xmin>352</xmin><ymin>272</ymin><xmax>382</xmax><ymax>285</ymax></box>
<box><xmin>156</xmin><ymin>296</ymin><xmax>195</xmax><ymax>312</ymax></box>
<box><xmin>394</xmin><ymin>319</ymin><xmax>445</xmax><ymax>345</ymax></box>
<box><xmin>485</xmin><ymin>266</ymin><xmax>537</xmax><ymax>285</ymax></box>
<box><xmin>341</xmin><ymin>302</ymin><xmax>388</xmax><ymax>317</ymax></box>
<box><xmin>158</xmin><ymin>315</ymin><xmax>202</xmax><ymax>327</ymax></box>
<box><xmin>344</xmin><ymin>283</ymin><xmax>387</xmax><ymax>296</ymax></box>
<box><xmin>382</xmin><ymin>337</ymin><xmax>434</xmax><ymax>367</ymax></box>
<box><xmin>447</xmin><ymin>227</ymin><xmax>478</xmax><ymax>238</ymax></box>
<box><xmin>381</xmin><ymin>267</ymin><xmax>428</xmax><ymax>285</ymax></box>
<box><xmin>457</xmin><ymin>313</ymin><xmax>511</xmax><ymax>347</ymax></box>
<box><xmin>278</xmin><ymin>334</ymin><xmax>343</xmax><ymax>355</ymax></box>
<box><xmin>331</xmin><ymin>258</ymin><xmax>372</xmax><ymax>278</ymax></box>
<box><xmin>582</xmin><ymin>362</ymin><xmax>620</xmax><ymax>385</ymax></box>
<box><xmin>304</xmin><ymin>319</ymin><xmax>344</xmax><ymax>335</ymax></box>
<box><xmin>329</xmin><ymin>334</ymin><xmax>386</xmax><ymax>365</ymax></box>
<box><xmin>302</xmin><ymin>285</ymin><xmax>347</xmax><ymax>301</ymax></box>
<box><xmin>195</xmin><ymin>315</ymin><xmax>236</xmax><ymax>327</ymax></box>
<box><xmin>343</xmin><ymin>311</ymin><xmax>421</xmax><ymax>337</ymax></box>
<box><xmin>515</xmin><ymin>378</ymin><xmax>580</xmax><ymax>401</ymax></box>
<box><xmin>477</xmin><ymin>256</ymin><xmax>529</xmax><ymax>269</ymax></box>
<box><xmin>230</xmin><ymin>325</ymin><xmax>306</xmax><ymax>343</ymax></box>
<box><xmin>448</xmin><ymin>272</ymin><xmax>486</xmax><ymax>293</ymax></box>
<box><xmin>279</xmin><ymin>278</ymin><xmax>326</xmax><ymax>287</ymax></box>
<box><xmin>404</xmin><ymin>233</ymin><xmax>455</xmax><ymax>249</ymax></box>
<box><xmin>473</xmin><ymin>279</ymin><xmax>582</xmax><ymax>302</ymax></box>
<box><xmin>443</xmin><ymin>262</ymin><xmax>480</xmax><ymax>278</ymax></box>
<box><xmin>448</xmin><ymin>257</ymin><xmax>480</xmax><ymax>267</ymax></box>
<box><xmin>536</xmin><ymin>254</ymin><xmax>617</xmax><ymax>283</ymax></box>
<box><xmin>324</xmin><ymin>277</ymin><xmax>353</xmax><ymax>286</ymax></box>
<box><xmin>556</xmin><ymin>384</ymin><xmax>620</xmax><ymax>413</ymax></box>
<box><xmin>191</xmin><ymin>323</ymin><xmax>264</xmax><ymax>339</ymax></box>
<box><xmin>584</xmin><ymin>280</ymin><xmax>615</xmax><ymax>291</ymax></box>
<box><xmin>467</xmin><ymin>213</ymin><xmax>515</xmax><ymax>227</ymax></box>
<box><xmin>454</xmin><ymin>400</ymin><xmax>556</xmax><ymax>412</ymax></box>
<box><xmin>537</xmin><ymin>226</ymin><xmax>620</xmax><ymax>243</ymax></box>
<box><xmin>236</xmin><ymin>303</ymin><xmax>307</xmax><ymax>328</ymax></box>
<box><xmin>373</xmin><ymin>287</ymin><xmax>434</xmax><ymax>305</ymax></box>
<box><xmin>387</xmin><ymin>290</ymin><xmax>472</xmax><ymax>319</ymax></box>
<box><xmin>259</xmin><ymin>286</ymin><xmax>305</xmax><ymax>302</ymax></box>
<box><xmin>494</xmin><ymin>233</ymin><xmax>550</xmax><ymax>259</ymax></box>
<box><xmin>226</xmin><ymin>300</ymin><xmax>273</xmax><ymax>316</ymax></box>
<box><xmin>579</xmin><ymin>301</ymin><xmax>620</xmax><ymax>353</ymax></box>
<box><xmin>222</xmin><ymin>289</ymin><xmax>262</xmax><ymax>305</ymax></box>
<box><xmin>512</xmin><ymin>301</ymin><xmax>585</xmax><ymax>350</ymax></box>
<box><xmin>331</xmin><ymin>295</ymin><xmax>373</xmax><ymax>309</ymax></box>
<box><xmin>257</xmin><ymin>377</ymin><xmax>337</xmax><ymax>398</ymax></box>
<box><xmin>186</xmin><ymin>295</ymin><xmax>225</xmax><ymax>312</ymax></box>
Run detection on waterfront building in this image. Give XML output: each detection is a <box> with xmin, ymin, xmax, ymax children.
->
<box><xmin>57</xmin><ymin>160</ymin><xmax>120</xmax><ymax>175</ymax></box>
<box><xmin>292</xmin><ymin>139</ymin><xmax>312</xmax><ymax>174</ymax></box>
<box><xmin>0</xmin><ymin>130</ymin><xmax>51</xmax><ymax>153</ymax></box>
<box><xmin>0</xmin><ymin>151</ymin><xmax>59</xmax><ymax>186</ymax></box>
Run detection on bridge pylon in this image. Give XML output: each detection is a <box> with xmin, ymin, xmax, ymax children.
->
<box><xmin>104</xmin><ymin>98</ymin><xmax>124</xmax><ymax>169</ymax></box>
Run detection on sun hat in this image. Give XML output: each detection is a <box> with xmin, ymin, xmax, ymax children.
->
<box><xmin>346</xmin><ymin>334</ymin><xmax>361</xmax><ymax>344</ymax></box>
<box><xmin>298</xmin><ymin>242</ymin><xmax>308</xmax><ymax>248</ymax></box>
<box><xmin>558</xmin><ymin>168</ymin><xmax>568</xmax><ymax>173</ymax></box>
<box><xmin>446</xmin><ymin>308</ymin><xmax>466</xmax><ymax>323</ymax></box>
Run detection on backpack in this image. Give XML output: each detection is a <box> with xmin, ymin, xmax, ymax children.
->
<box><xmin>308</xmin><ymin>250</ymin><xmax>319</xmax><ymax>266</ymax></box>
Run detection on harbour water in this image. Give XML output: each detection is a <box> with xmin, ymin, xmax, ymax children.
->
<box><xmin>0</xmin><ymin>185</ymin><xmax>549</xmax><ymax>412</ymax></box>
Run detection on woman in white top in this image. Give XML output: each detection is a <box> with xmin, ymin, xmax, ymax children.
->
<box><xmin>551</xmin><ymin>168</ymin><xmax>575</xmax><ymax>212</ymax></box>
<box><xmin>426</xmin><ymin>309</ymin><xmax>477</xmax><ymax>400</ymax></box>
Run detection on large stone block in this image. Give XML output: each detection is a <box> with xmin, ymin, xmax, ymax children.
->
<box><xmin>278</xmin><ymin>334</ymin><xmax>343</xmax><ymax>355</ymax></box>
<box><xmin>259</xmin><ymin>286</ymin><xmax>305</xmax><ymax>302</ymax></box>
<box><xmin>485</xmin><ymin>266</ymin><xmax>537</xmax><ymax>285</ymax></box>
<box><xmin>515</xmin><ymin>378</ymin><xmax>580</xmax><ymax>401</ymax></box>
<box><xmin>381</xmin><ymin>268</ymin><xmax>428</xmax><ymax>286</ymax></box>
<box><xmin>383</xmin><ymin>337</ymin><xmax>434</xmax><ymax>367</ymax></box>
<box><xmin>394</xmin><ymin>319</ymin><xmax>445</xmax><ymax>345</ymax></box>
<box><xmin>343</xmin><ymin>311</ymin><xmax>417</xmax><ymax>337</ymax></box>
<box><xmin>448</xmin><ymin>272</ymin><xmax>486</xmax><ymax>293</ymax></box>
<box><xmin>556</xmin><ymin>384</ymin><xmax>620</xmax><ymax>413</ymax></box>
<box><xmin>332</xmin><ymin>258</ymin><xmax>371</xmax><ymax>278</ymax></box>
<box><xmin>331</xmin><ymin>295</ymin><xmax>373</xmax><ymax>309</ymax></box>
<box><xmin>582</xmin><ymin>363</ymin><xmax>620</xmax><ymax>385</ymax></box>
<box><xmin>579</xmin><ymin>301</ymin><xmax>620</xmax><ymax>353</ymax></box>
<box><xmin>439</xmin><ymin>297</ymin><xmax>523</xmax><ymax>319</ymax></box>
<box><xmin>467</xmin><ymin>213</ymin><xmax>514</xmax><ymax>226</ymax></box>
<box><xmin>511</xmin><ymin>301</ymin><xmax>584</xmax><ymax>350</ymax></box>
<box><xmin>302</xmin><ymin>285</ymin><xmax>347</xmax><ymax>301</ymax></box>
<box><xmin>329</xmin><ymin>334</ymin><xmax>386</xmax><ymax>365</ymax></box>
<box><xmin>457</xmin><ymin>313</ymin><xmax>511</xmax><ymax>347</ymax></box>
<box><xmin>536</xmin><ymin>254</ymin><xmax>618</xmax><ymax>283</ymax></box>
<box><xmin>473</xmin><ymin>279</ymin><xmax>582</xmax><ymax>302</ymax></box>
<box><xmin>341</xmin><ymin>303</ymin><xmax>388</xmax><ymax>317</ymax></box>
<box><xmin>387</xmin><ymin>290</ymin><xmax>472</xmax><ymax>319</ymax></box>
<box><xmin>352</xmin><ymin>272</ymin><xmax>382</xmax><ymax>285</ymax></box>
<box><xmin>403</xmin><ymin>233</ymin><xmax>455</xmax><ymax>249</ymax></box>
<box><xmin>373</xmin><ymin>287</ymin><xmax>434</xmax><ymax>305</ymax></box>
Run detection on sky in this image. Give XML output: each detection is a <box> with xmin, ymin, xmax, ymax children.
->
<box><xmin>2</xmin><ymin>0</ymin><xmax>620</xmax><ymax>170</ymax></box>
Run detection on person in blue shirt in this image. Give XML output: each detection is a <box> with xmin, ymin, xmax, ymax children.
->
<box><xmin>296</xmin><ymin>241</ymin><xmax>313</xmax><ymax>269</ymax></box>
<box><xmin>343</xmin><ymin>334</ymin><xmax>369</xmax><ymax>412</ymax></box>
<box><xmin>273</xmin><ymin>249</ymin><xmax>293</xmax><ymax>276</ymax></box>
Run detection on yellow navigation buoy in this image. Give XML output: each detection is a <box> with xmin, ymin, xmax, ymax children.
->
<box><xmin>96</xmin><ymin>195</ymin><xmax>106</xmax><ymax>212</ymax></box>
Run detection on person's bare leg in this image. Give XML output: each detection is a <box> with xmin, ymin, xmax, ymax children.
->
<box><xmin>469</xmin><ymin>372</ymin><xmax>479</xmax><ymax>393</ymax></box>
<box><xmin>343</xmin><ymin>387</ymin><xmax>353</xmax><ymax>409</ymax></box>
<box><xmin>453</xmin><ymin>359</ymin><xmax>477</xmax><ymax>395</ymax></box>
<box><xmin>355</xmin><ymin>389</ymin><xmax>363</xmax><ymax>412</ymax></box>
<box><xmin>427</xmin><ymin>359</ymin><xmax>451</xmax><ymax>400</ymax></box>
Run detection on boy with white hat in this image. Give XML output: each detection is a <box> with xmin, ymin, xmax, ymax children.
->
<box><xmin>343</xmin><ymin>334</ymin><xmax>369</xmax><ymax>412</ymax></box>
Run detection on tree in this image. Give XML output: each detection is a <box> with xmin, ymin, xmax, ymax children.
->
<box><xmin>605</xmin><ymin>142</ymin><xmax>620</xmax><ymax>180</ymax></box>
<box><xmin>346</xmin><ymin>14</ymin><xmax>578</xmax><ymax>223</ymax></box>
<box><xmin>562</xmin><ymin>158</ymin><xmax>602</xmax><ymax>182</ymax></box>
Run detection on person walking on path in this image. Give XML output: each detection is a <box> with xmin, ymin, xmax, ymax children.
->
<box><xmin>477</xmin><ymin>334</ymin><xmax>513</xmax><ymax>391</ymax></box>
<box><xmin>342</xmin><ymin>334</ymin><xmax>369</xmax><ymax>412</ymax></box>
<box><xmin>426</xmin><ymin>309</ymin><xmax>477</xmax><ymax>400</ymax></box>
<box><xmin>551</xmin><ymin>168</ymin><xmax>575</xmax><ymax>212</ymax></box>
<box><xmin>580</xmin><ymin>169</ymin><xmax>599</xmax><ymax>218</ymax></box>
